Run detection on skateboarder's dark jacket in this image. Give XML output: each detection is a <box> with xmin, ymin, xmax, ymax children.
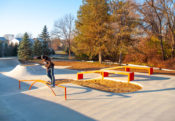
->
<box><xmin>36</xmin><ymin>56</ymin><xmax>54</xmax><ymax>71</ymax></box>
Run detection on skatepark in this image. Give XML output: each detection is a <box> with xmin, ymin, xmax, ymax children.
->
<box><xmin>0</xmin><ymin>57</ymin><xmax>175</xmax><ymax>121</ymax></box>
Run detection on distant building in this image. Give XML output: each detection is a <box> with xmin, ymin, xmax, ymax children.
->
<box><xmin>10</xmin><ymin>38</ymin><xmax>35</xmax><ymax>45</ymax></box>
<box><xmin>3</xmin><ymin>34</ymin><xmax>14</xmax><ymax>41</ymax></box>
<box><xmin>10</xmin><ymin>38</ymin><xmax>22</xmax><ymax>45</ymax></box>
<box><xmin>0</xmin><ymin>37</ymin><xmax>7</xmax><ymax>42</ymax></box>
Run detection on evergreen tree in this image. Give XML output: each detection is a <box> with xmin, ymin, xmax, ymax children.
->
<box><xmin>6</xmin><ymin>44</ymin><xmax>12</xmax><ymax>56</ymax></box>
<box><xmin>18</xmin><ymin>32</ymin><xmax>33</xmax><ymax>60</ymax></box>
<box><xmin>12</xmin><ymin>44</ymin><xmax>18</xmax><ymax>56</ymax></box>
<box><xmin>40</xmin><ymin>25</ymin><xmax>50</xmax><ymax>41</ymax></box>
<box><xmin>4</xmin><ymin>43</ymin><xmax>18</xmax><ymax>56</ymax></box>
<box><xmin>42</xmin><ymin>40</ymin><xmax>50</xmax><ymax>55</ymax></box>
<box><xmin>33</xmin><ymin>39</ymin><xmax>43</xmax><ymax>56</ymax></box>
<box><xmin>40</xmin><ymin>25</ymin><xmax>50</xmax><ymax>55</ymax></box>
<box><xmin>4</xmin><ymin>43</ymin><xmax>9</xmax><ymax>56</ymax></box>
<box><xmin>74</xmin><ymin>0</ymin><xmax>111</xmax><ymax>63</ymax></box>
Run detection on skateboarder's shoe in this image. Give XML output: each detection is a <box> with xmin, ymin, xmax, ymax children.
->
<box><xmin>46</xmin><ymin>81</ymin><xmax>51</xmax><ymax>85</ymax></box>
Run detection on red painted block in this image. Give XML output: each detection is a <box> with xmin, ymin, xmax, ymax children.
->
<box><xmin>65</xmin><ymin>87</ymin><xmax>67</xmax><ymax>100</ymax></box>
<box><xmin>149</xmin><ymin>67</ymin><xmax>153</xmax><ymax>75</ymax></box>
<box><xmin>77</xmin><ymin>73</ymin><xmax>83</xmax><ymax>80</ymax></box>
<box><xmin>101</xmin><ymin>72</ymin><xmax>109</xmax><ymax>77</ymax></box>
<box><xmin>125</xmin><ymin>67</ymin><xmax>130</xmax><ymax>72</ymax></box>
<box><xmin>130</xmin><ymin>72</ymin><xmax>134</xmax><ymax>81</ymax></box>
<box><xmin>103</xmin><ymin>72</ymin><xmax>109</xmax><ymax>77</ymax></box>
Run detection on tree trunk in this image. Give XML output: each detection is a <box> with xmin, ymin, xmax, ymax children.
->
<box><xmin>119</xmin><ymin>51</ymin><xmax>123</xmax><ymax>65</ymax></box>
<box><xmin>172</xmin><ymin>48</ymin><xmax>175</xmax><ymax>58</ymax></box>
<box><xmin>171</xmin><ymin>34</ymin><xmax>175</xmax><ymax>58</ymax></box>
<box><xmin>171</xmin><ymin>44</ymin><xmax>175</xmax><ymax>58</ymax></box>
<box><xmin>159</xmin><ymin>36</ymin><xmax>166</xmax><ymax>60</ymax></box>
<box><xmin>68</xmin><ymin>39</ymin><xmax>71</xmax><ymax>59</ymax></box>
<box><xmin>99</xmin><ymin>50</ymin><xmax>102</xmax><ymax>64</ymax></box>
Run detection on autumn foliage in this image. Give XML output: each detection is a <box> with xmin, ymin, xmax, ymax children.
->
<box><xmin>72</xmin><ymin>0</ymin><xmax>175</xmax><ymax>69</ymax></box>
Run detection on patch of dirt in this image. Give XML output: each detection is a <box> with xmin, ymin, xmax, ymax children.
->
<box><xmin>55</xmin><ymin>79</ymin><xmax>74</xmax><ymax>85</ymax></box>
<box><xmin>55</xmin><ymin>79</ymin><xmax>142</xmax><ymax>93</ymax></box>
<box><xmin>27</xmin><ymin>60</ymin><xmax>175</xmax><ymax>76</ymax></box>
<box><xmin>53</xmin><ymin>61</ymin><xmax>117</xmax><ymax>71</ymax></box>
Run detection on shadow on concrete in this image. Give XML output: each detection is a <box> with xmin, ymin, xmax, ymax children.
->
<box><xmin>106</xmin><ymin>87</ymin><xmax>175</xmax><ymax>98</ymax></box>
<box><xmin>60</xmin><ymin>85</ymin><xmax>92</xmax><ymax>96</ymax></box>
<box><xmin>102</xmin><ymin>87</ymin><xmax>175</xmax><ymax>98</ymax></box>
<box><xmin>134</xmin><ymin>75</ymin><xmax>170</xmax><ymax>81</ymax></box>
<box><xmin>60</xmin><ymin>84</ymin><xmax>132</xmax><ymax>100</ymax></box>
<box><xmin>105</xmin><ymin>92</ymin><xmax>131</xmax><ymax>98</ymax></box>
<box><xmin>0</xmin><ymin>73</ymin><xmax>96</xmax><ymax>121</ymax></box>
<box><xmin>1</xmin><ymin>92</ymin><xmax>96</xmax><ymax>121</ymax></box>
<box><xmin>68</xmin><ymin>92</ymin><xmax>131</xmax><ymax>100</ymax></box>
<box><xmin>154</xmin><ymin>72</ymin><xmax>175</xmax><ymax>76</ymax></box>
<box><xmin>26</xmin><ymin>65</ymin><xmax>78</xmax><ymax>75</ymax></box>
<box><xmin>0</xmin><ymin>67</ymin><xmax>16</xmax><ymax>72</ymax></box>
<box><xmin>109</xmin><ymin>74</ymin><xmax>170</xmax><ymax>82</ymax></box>
<box><xmin>0</xmin><ymin>57</ymin><xmax>19</xmax><ymax>72</ymax></box>
<box><xmin>131</xmin><ymin>87</ymin><xmax>175</xmax><ymax>94</ymax></box>
<box><xmin>0</xmin><ymin>73</ymin><xmax>37</xmax><ymax>96</ymax></box>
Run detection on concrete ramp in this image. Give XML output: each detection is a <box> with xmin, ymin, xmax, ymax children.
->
<box><xmin>6</xmin><ymin>65</ymin><xmax>46</xmax><ymax>77</ymax></box>
<box><xmin>0</xmin><ymin>57</ymin><xmax>19</xmax><ymax>72</ymax></box>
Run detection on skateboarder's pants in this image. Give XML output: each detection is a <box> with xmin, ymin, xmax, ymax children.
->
<box><xmin>47</xmin><ymin>67</ymin><xmax>55</xmax><ymax>86</ymax></box>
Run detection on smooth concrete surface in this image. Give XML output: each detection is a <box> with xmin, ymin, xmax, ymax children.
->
<box><xmin>0</xmin><ymin>57</ymin><xmax>175</xmax><ymax>121</ymax></box>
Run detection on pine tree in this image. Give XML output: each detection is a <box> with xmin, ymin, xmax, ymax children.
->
<box><xmin>12</xmin><ymin>44</ymin><xmax>18</xmax><ymax>56</ymax></box>
<box><xmin>40</xmin><ymin>25</ymin><xmax>50</xmax><ymax>55</ymax></box>
<box><xmin>4</xmin><ymin>43</ymin><xmax>9</xmax><ymax>56</ymax></box>
<box><xmin>42</xmin><ymin>40</ymin><xmax>50</xmax><ymax>55</ymax></box>
<box><xmin>33</xmin><ymin>39</ymin><xmax>43</xmax><ymax>56</ymax></box>
<box><xmin>40</xmin><ymin>25</ymin><xmax>50</xmax><ymax>41</ymax></box>
<box><xmin>18</xmin><ymin>32</ymin><xmax>33</xmax><ymax>60</ymax></box>
<box><xmin>6</xmin><ymin>44</ymin><xmax>12</xmax><ymax>56</ymax></box>
<box><xmin>74</xmin><ymin>0</ymin><xmax>111</xmax><ymax>63</ymax></box>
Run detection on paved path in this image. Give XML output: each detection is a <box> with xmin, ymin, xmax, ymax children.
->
<box><xmin>0</xmin><ymin>58</ymin><xmax>175</xmax><ymax>121</ymax></box>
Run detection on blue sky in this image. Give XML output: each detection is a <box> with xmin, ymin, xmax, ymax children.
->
<box><xmin>0</xmin><ymin>0</ymin><xmax>82</xmax><ymax>37</ymax></box>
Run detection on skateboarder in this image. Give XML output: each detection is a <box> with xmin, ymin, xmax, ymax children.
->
<box><xmin>35</xmin><ymin>55</ymin><xmax>55</xmax><ymax>87</ymax></box>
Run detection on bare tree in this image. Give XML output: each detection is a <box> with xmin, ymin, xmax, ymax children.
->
<box><xmin>50</xmin><ymin>38</ymin><xmax>61</xmax><ymax>51</ymax></box>
<box><xmin>137</xmin><ymin>0</ymin><xmax>167</xmax><ymax>60</ymax></box>
<box><xmin>109</xmin><ymin>0</ymin><xmax>139</xmax><ymax>64</ymax></box>
<box><xmin>160</xmin><ymin>0</ymin><xmax>175</xmax><ymax>58</ymax></box>
<box><xmin>52</xmin><ymin>14</ymin><xmax>74</xmax><ymax>58</ymax></box>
